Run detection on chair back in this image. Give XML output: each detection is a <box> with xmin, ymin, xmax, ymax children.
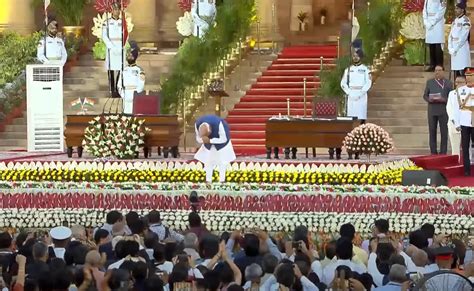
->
<box><xmin>133</xmin><ymin>91</ymin><xmax>160</xmax><ymax>114</ymax></box>
<box><xmin>313</xmin><ymin>99</ymin><xmax>338</xmax><ymax>119</ymax></box>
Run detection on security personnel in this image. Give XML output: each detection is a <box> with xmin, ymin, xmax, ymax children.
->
<box><xmin>423</xmin><ymin>0</ymin><xmax>446</xmax><ymax>72</ymax></box>
<box><xmin>103</xmin><ymin>1</ymin><xmax>125</xmax><ymax>98</ymax></box>
<box><xmin>448</xmin><ymin>1</ymin><xmax>471</xmax><ymax>78</ymax></box>
<box><xmin>340</xmin><ymin>40</ymin><xmax>372</xmax><ymax>159</ymax></box>
<box><xmin>448</xmin><ymin>75</ymin><xmax>474</xmax><ymax>176</ymax></box>
<box><xmin>37</xmin><ymin>16</ymin><xmax>67</xmax><ymax>66</ymax></box>
<box><xmin>118</xmin><ymin>42</ymin><xmax>145</xmax><ymax>114</ymax></box>
<box><xmin>446</xmin><ymin>75</ymin><xmax>466</xmax><ymax>157</ymax></box>
<box><xmin>191</xmin><ymin>0</ymin><xmax>217</xmax><ymax>38</ymax></box>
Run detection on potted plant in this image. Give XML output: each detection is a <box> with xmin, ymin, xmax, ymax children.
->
<box><xmin>297</xmin><ymin>12</ymin><xmax>308</xmax><ymax>31</ymax></box>
<box><xmin>33</xmin><ymin>0</ymin><xmax>91</xmax><ymax>37</ymax></box>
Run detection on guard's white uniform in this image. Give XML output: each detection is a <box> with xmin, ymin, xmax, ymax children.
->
<box><xmin>423</xmin><ymin>0</ymin><xmax>446</xmax><ymax>44</ymax></box>
<box><xmin>449</xmin><ymin>86</ymin><xmax>474</xmax><ymax>128</ymax></box>
<box><xmin>102</xmin><ymin>17</ymin><xmax>125</xmax><ymax>71</ymax></box>
<box><xmin>448</xmin><ymin>15</ymin><xmax>471</xmax><ymax>71</ymax></box>
<box><xmin>37</xmin><ymin>36</ymin><xmax>67</xmax><ymax>66</ymax></box>
<box><xmin>118</xmin><ymin>65</ymin><xmax>145</xmax><ymax>114</ymax></box>
<box><xmin>194</xmin><ymin>122</ymin><xmax>236</xmax><ymax>183</ymax></box>
<box><xmin>340</xmin><ymin>64</ymin><xmax>372</xmax><ymax>120</ymax></box>
<box><xmin>191</xmin><ymin>0</ymin><xmax>216</xmax><ymax>38</ymax></box>
<box><xmin>447</xmin><ymin>87</ymin><xmax>467</xmax><ymax>156</ymax></box>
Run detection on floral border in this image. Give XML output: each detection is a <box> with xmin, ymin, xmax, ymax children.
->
<box><xmin>1</xmin><ymin>209</ymin><xmax>471</xmax><ymax>235</ymax></box>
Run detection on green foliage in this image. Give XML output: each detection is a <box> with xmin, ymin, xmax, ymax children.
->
<box><xmin>32</xmin><ymin>0</ymin><xmax>91</xmax><ymax>26</ymax></box>
<box><xmin>65</xmin><ymin>34</ymin><xmax>83</xmax><ymax>60</ymax></box>
<box><xmin>92</xmin><ymin>40</ymin><xmax>107</xmax><ymax>60</ymax></box>
<box><xmin>0</xmin><ymin>31</ymin><xmax>41</xmax><ymax>89</ymax></box>
<box><xmin>160</xmin><ymin>0</ymin><xmax>255</xmax><ymax>113</ymax></box>
<box><xmin>403</xmin><ymin>40</ymin><xmax>426</xmax><ymax>65</ymax></box>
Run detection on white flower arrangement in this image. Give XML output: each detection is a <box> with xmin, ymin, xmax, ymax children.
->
<box><xmin>92</xmin><ymin>12</ymin><xmax>135</xmax><ymax>39</ymax></box>
<box><xmin>0</xmin><ymin>159</ymin><xmax>416</xmax><ymax>174</ymax></box>
<box><xmin>400</xmin><ymin>12</ymin><xmax>425</xmax><ymax>40</ymax></box>
<box><xmin>0</xmin><ymin>209</ymin><xmax>470</xmax><ymax>235</ymax></box>
<box><xmin>82</xmin><ymin>115</ymin><xmax>149</xmax><ymax>159</ymax></box>
<box><xmin>343</xmin><ymin>123</ymin><xmax>395</xmax><ymax>156</ymax></box>
<box><xmin>176</xmin><ymin>11</ymin><xmax>194</xmax><ymax>37</ymax></box>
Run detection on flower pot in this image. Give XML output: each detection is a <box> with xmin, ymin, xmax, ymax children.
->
<box><xmin>63</xmin><ymin>26</ymin><xmax>85</xmax><ymax>38</ymax></box>
<box><xmin>298</xmin><ymin>22</ymin><xmax>307</xmax><ymax>32</ymax></box>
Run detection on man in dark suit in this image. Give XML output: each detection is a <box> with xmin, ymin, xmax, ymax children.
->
<box><xmin>423</xmin><ymin>65</ymin><xmax>453</xmax><ymax>154</ymax></box>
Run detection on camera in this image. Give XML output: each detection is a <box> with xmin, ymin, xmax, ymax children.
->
<box><xmin>292</xmin><ymin>241</ymin><xmax>301</xmax><ymax>249</ymax></box>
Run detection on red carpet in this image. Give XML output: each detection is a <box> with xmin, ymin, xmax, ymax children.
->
<box><xmin>410</xmin><ymin>155</ymin><xmax>474</xmax><ymax>187</ymax></box>
<box><xmin>227</xmin><ymin>45</ymin><xmax>337</xmax><ymax>155</ymax></box>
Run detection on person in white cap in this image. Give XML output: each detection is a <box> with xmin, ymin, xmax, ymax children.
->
<box><xmin>49</xmin><ymin>226</ymin><xmax>72</xmax><ymax>259</ymax></box>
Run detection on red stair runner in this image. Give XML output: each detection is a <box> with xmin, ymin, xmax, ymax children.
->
<box><xmin>227</xmin><ymin>45</ymin><xmax>337</xmax><ymax>155</ymax></box>
<box><xmin>410</xmin><ymin>155</ymin><xmax>474</xmax><ymax>187</ymax></box>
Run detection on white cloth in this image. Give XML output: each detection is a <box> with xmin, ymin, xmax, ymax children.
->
<box><xmin>368</xmin><ymin>253</ymin><xmax>385</xmax><ymax>288</ymax></box>
<box><xmin>191</xmin><ymin>0</ymin><xmax>216</xmax><ymax>38</ymax></box>
<box><xmin>155</xmin><ymin>261</ymin><xmax>174</xmax><ymax>274</ymax></box>
<box><xmin>37</xmin><ymin>36</ymin><xmax>67</xmax><ymax>66</ymax></box>
<box><xmin>194</xmin><ymin>121</ymin><xmax>236</xmax><ymax>182</ymax></box>
<box><xmin>118</xmin><ymin>64</ymin><xmax>145</xmax><ymax>114</ymax></box>
<box><xmin>424</xmin><ymin>263</ymin><xmax>440</xmax><ymax>274</ymax></box>
<box><xmin>448</xmin><ymin>86</ymin><xmax>474</xmax><ymax>128</ymax></box>
<box><xmin>102</xmin><ymin>17</ymin><xmax>125</xmax><ymax>71</ymax></box>
<box><xmin>423</xmin><ymin>0</ymin><xmax>446</xmax><ymax>44</ymax></box>
<box><xmin>341</xmin><ymin>64</ymin><xmax>372</xmax><ymax>120</ymax></box>
<box><xmin>53</xmin><ymin>247</ymin><xmax>66</xmax><ymax>259</ymax></box>
<box><xmin>448</xmin><ymin>15</ymin><xmax>471</xmax><ymax>71</ymax></box>
<box><xmin>322</xmin><ymin>259</ymin><xmax>367</xmax><ymax>286</ymax></box>
<box><xmin>260</xmin><ymin>274</ymin><xmax>317</xmax><ymax>291</ymax></box>
<box><xmin>447</xmin><ymin>88</ymin><xmax>465</xmax><ymax>156</ymax></box>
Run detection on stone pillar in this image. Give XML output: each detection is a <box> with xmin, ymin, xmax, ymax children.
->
<box><xmin>0</xmin><ymin>0</ymin><xmax>35</xmax><ymax>34</ymax></box>
<box><xmin>290</xmin><ymin>0</ymin><xmax>314</xmax><ymax>32</ymax></box>
<box><xmin>157</xmin><ymin>0</ymin><xmax>182</xmax><ymax>42</ymax></box>
<box><xmin>127</xmin><ymin>0</ymin><xmax>158</xmax><ymax>42</ymax></box>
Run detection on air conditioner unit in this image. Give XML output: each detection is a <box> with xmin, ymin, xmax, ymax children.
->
<box><xmin>26</xmin><ymin>64</ymin><xmax>64</xmax><ymax>152</ymax></box>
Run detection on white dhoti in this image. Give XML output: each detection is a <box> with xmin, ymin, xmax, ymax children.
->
<box><xmin>195</xmin><ymin>141</ymin><xmax>236</xmax><ymax>182</ymax></box>
<box><xmin>448</xmin><ymin>121</ymin><xmax>461</xmax><ymax>157</ymax></box>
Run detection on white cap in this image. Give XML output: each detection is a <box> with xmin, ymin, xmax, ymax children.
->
<box><xmin>50</xmin><ymin>226</ymin><xmax>72</xmax><ymax>240</ymax></box>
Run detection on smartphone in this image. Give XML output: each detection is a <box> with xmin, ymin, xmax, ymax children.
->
<box><xmin>292</xmin><ymin>241</ymin><xmax>301</xmax><ymax>249</ymax></box>
<box><xmin>402</xmin><ymin>238</ymin><xmax>409</xmax><ymax>250</ymax></box>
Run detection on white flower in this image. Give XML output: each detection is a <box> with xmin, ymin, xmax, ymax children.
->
<box><xmin>176</xmin><ymin>12</ymin><xmax>194</xmax><ymax>37</ymax></box>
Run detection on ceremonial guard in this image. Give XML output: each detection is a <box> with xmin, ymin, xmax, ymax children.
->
<box><xmin>195</xmin><ymin>115</ymin><xmax>236</xmax><ymax>183</ymax></box>
<box><xmin>448</xmin><ymin>76</ymin><xmax>474</xmax><ymax>176</ymax></box>
<box><xmin>191</xmin><ymin>0</ymin><xmax>217</xmax><ymax>38</ymax></box>
<box><xmin>446</xmin><ymin>75</ymin><xmax>466</xmax><ymax>157</ymax></box>
<box><xmin>448</xmin><ymin>1</ymin><xmax>471</xmax><ymax>77</ymax></box>
<box><xmin>118</xmin><ymin>42</ymin><xmax>145</xmax><ymax>115</ymax></box>
<box><xmin>340</xmin><ymin>40</ymin><xmax>372</xmax><ymax>159</ymax></box>
<box><xmin>423</xmin><ymin>0</ymin><xmax>446</xmax><ymax>71</ymax></box>
<box><xmin>37</xmin><ymin>17</ymin><xmax>67</xmax><ymax>66</ymax></box>
<box><xmin>102</xmin><ymin>2</ymin><xmax>125</xmax><ymax>98</ymax></box>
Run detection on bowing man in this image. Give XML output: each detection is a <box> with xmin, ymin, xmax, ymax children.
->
<box><xmin>194</xmin><ymin>115</ymin><xmax>236</xmax><ymax>183</ymax></box>
<box><xmin>448</xmin><ymin>1</ymin><xmax>471</xmax><ymax>78</ymax></box>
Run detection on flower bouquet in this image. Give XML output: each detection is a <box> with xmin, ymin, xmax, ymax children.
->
<box><xmin>176</xmin><ymin>12</ymin><xmax>194</xmax><ymax>37</ymax></box>
<box><xmin>343</xmin><ymin>123</ymin><xmax>394</xmax><ymax>159</ymax></box>
<box><xmin>82</xmin><ymin>115</ymin><xmax>149</xmax><ymax>159</ymax></box>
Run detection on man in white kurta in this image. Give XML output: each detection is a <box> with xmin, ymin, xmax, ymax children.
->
<box><xmin>448</xmin><ymin>75</ymin><xmax>474</xmax><ymax>176</ymax></box>
<box><xmin>37</xmin><ymin>18</ymin><xmax>67</xmax><ymax>66</ymax></box>
<box><xmin>118</xmin><ymin>42</ymin><xmax>145</xmax><ymax>114</ymax></box>
<box><xmin>446</xmin><ymin>76</ymin><xmax>466</xmax><ymax>157</ymax></box>
<box><xmin>191</xmin><ymin>0</ymin><xmax>217</xmax><ymax>38</ymax></box>
<box><xmin>102</xmin><ymin>2</ymin><xmax>125</xmax><ymax>98</ymax></box>
<box><xmin>448</xmin><ymin>2</ymin><xmax>471</xmax><ymax>77</ymax></box>
<box><xmin>423</xmin><ymin>0</ymin><xmax>446</xmax><ymax>71</ymax></box>
<box><xmin>195</xmin><ymin>115</ymin><xmax>236</xmax><ymax>183</ymax></box>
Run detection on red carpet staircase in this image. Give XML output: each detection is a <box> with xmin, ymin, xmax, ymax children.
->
<box><xmin>226</xmin><ymin>45</ymin><xmax>337</xmax><ymax>155</ymax></box>
<box><xmin>411</xmin><ymin>155</ymin><xmax>474</xmax><ymax>187</ymax></box>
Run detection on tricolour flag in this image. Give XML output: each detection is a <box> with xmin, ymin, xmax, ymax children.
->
<box><xmin>122</xmin><ymin>10</ymin><xmax>128</xmax><ymax>46</ymax></box>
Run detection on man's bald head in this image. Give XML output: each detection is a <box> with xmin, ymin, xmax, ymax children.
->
<box><xmin>412</xmin><ymin>249</ymin><xmax>428</xmax><ymax>267</ymax></box>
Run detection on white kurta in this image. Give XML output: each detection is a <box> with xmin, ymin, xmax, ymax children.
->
<box><xmin>447</xmin><ymin>87</ymin><xmax>465</xmax><ymax>156</ymax></box>
<box><xmin>118</xmin><ymin>65</ymin><xmax>145</xmax><ymax>114</ymax></box>
<box><xmin>102</xmin><ymin>17</ymin><xmax>125</xmax><ymax>71</ymax></box>
<box><xmin>448</xmin><ymin>15</ymin><xmax>471</xmax><ymax>71</ymax></box>
<box><xmin>191</xmin><ymin>0</ymin><xmax>216</xmax><ymax>38</ymax></box>
<box><xmin>448</xmin><ymin>86</ymin><xmax>474</xmax><ymax>128</ymax></box>
<box><xmin>340</xmin><ymin>64</ymin><xmax>372</xmax><ymax>120</ymax></box>
<box><xmin>194</xmin><ymin>122</ymin><xmax>236</xmax><ymax>166</ymax></box>
<box><xmin>423</xmin><ymin>0</ymin><xmax>446</xmax><ymax>44</ymax></box>
<box><xmin>37</xmin><ymin>36</ymin><xmax>67</xmax><ymax>66</ymax></box>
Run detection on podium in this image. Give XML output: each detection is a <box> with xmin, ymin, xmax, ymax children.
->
<box><xmin>26</xmin><ymin>64</ymin><xmax>64</xmax><ymax>152</ymax></box>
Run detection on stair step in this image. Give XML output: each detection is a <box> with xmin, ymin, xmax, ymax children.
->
<box><xmin>262</xmin><ymin>71</ymin><xmax>318</xmax><ymax>77</ymax></box>
<box><xmin>0</xmin><ymin>132</ymin><xmax>27</xmax><ymax>139</ymax></box>
<box><xmin>0</xmin><ymin>139</ymin><xmax>27</xmax><ymax>146</ymax></box>
<box><xmin>257</xmin><ymin>76</ymin><xmax>320</xmax><ymax>82</ymax></box>
<box><xmin>234</xmin><ymin>102</ymin><xmax>312</xmax><ymax>109</ymax></box>
<box><xmin>274</xmin><ymin>59</ymin><xmax>335</xmax><ymax>65</ymax></box>
<box><xmin>368</xmin><ymin>118</ymin><xmax>427</xmax><ymax>126</ymax></box>
<box><xmin>229</xmin><ymin>109</ymin><xmax>311</xmax><ymax>116</ymax></box>
<box><xmin>368</xmin><ymin>104</ymin><xmax>426</xmax><ymax>111</ymax></box>
<box><xmin>4</xmin><ymin>125</ymin><xmax>27</xmax><ymax>132</ymax></box>
<box><xmin>252</xmin><ymin>82</ymin><xmax>319</xmax><ymax>89</ymax></box>
<box><xmin>368</xmin><ymin>110</ymin><xmax>426</xmax><ymax>118</ymax></box>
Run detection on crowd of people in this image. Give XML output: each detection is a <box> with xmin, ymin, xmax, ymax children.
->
<box><xmin>0</xmin><ymin>210</ymin><xmax>472</xmax><ymax>291</ymax></box>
